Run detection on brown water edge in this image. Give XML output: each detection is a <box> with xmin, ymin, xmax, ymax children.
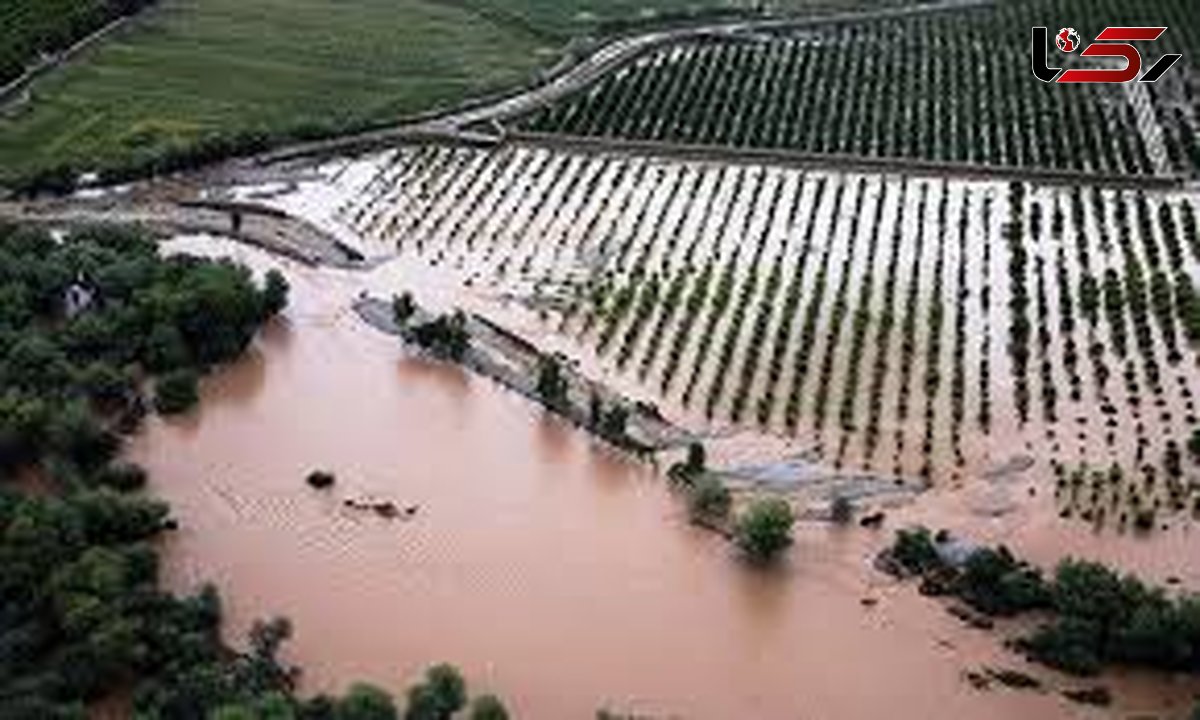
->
<box><xmin>125</xmin><ymin>238</ymin><xmax>1196</xmax><ymax>719</ymax></box>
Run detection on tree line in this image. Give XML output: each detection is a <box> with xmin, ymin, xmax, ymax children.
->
<box><xmin>0</xmin><ymin>0</ymin><xmax>157</xmax><ymax>87</ymax></box>
<box><xmin>888</xmin><ymin>526</ymin><xmax>1200</xmax><ymax>680</ymax></box>
<box><xmin>0</xmin><ymin>222</ymin><xmax>510</xmax><ymax>719</ymax></box>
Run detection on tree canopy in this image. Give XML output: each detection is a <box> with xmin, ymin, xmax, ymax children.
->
<box><xmin>734</xmin><ymin>498</ymin><xmax>795</xmax><ymax>564</ymax></box>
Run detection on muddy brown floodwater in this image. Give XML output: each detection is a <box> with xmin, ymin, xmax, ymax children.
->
<box><xmin>125</xmin><ymin>237</ymin><xmax>1195</xmax><ymax>719</ymax></box>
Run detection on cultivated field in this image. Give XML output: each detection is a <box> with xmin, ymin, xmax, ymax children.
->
<box><xmin>292</xmin><ymin>141</ymin><xmax>1200</xmax><ymax>534</ymax></box>
<box><xmin>0</xmin><ymin>0</ymin><xmax>153</xmax><ymax>85</ymax></box>
<box><xmin>0</xmin><ymin>0</ymin><xmax>895</xmax><ymax>183</ymax></box>
<box><xmin>519</xmin><ymin>0</ymin><xmax>1200</xmax><ymax>177</ymax></box>
<box><xmin>0</xmin><ymin>0</ymin><xmax>552</xmax><ymax>180</ymax></box>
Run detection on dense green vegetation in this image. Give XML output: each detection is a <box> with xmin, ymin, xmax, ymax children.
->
<box><xmin>522</xmin><ymin>0</ymin><xmax>1200</xmax><ymax>175</ymax></box>
<box><xmin>0</xmin><ymin>0</ymin><xmax>156</xmax><ymax>86</ymax></box>
<box><xmin>0</xmin><ymin>222</ymin><xmax>508</xmax><ymax>718</ymax></box>
<box><xmin>889</xmin><ymin>527</ymin><xmax>1200</xmax><ymax>678</ymax></box>
<box><xmin>0</xmin><ymin>222</ymin><xmax>284</xmax><ymax>477</ymax></box>
<box><xmin>407</xmin><ymin>311</ymin><xmax>471</xmax><ymax>361</ymax></box>
<box><xmin>734</xmin><ymin>497</ymin><xmax>795</xmax><ymax>563</ymax></box>
<box><xmin>0</xmin><ymin>221</ymin><xmax>297</xmax><ymax>716</ymax></box>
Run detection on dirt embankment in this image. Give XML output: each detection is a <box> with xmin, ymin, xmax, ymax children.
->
<box><xmin>353</xmin><ymin>296</ymin><xmax>693</xmax><ymax>454</ymax></box>
<box><xmin>0</xmin><ymin>196</ymin><xmax>361</xmax><ymax>267</ymax></box>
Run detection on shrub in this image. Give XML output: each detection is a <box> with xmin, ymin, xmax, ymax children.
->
<box><xmin>468</xmin><ymin>695</ymin><xmax>509</xmax><ymax>720</ymax></box>
<box><xmin>891</xmin><ymin>527</ymin><xmax>941</xmax><ymax>574</ymax></box>
<box><xmin>830</xmin><ymin>495</ymin><xmax>854</xmax><ymax>525</ymax></box>
<box><xmin>687</xmin><ymin>476</ymin><xmax>731</xmax><ymax>524</ymax></box>
<box><xmin>393</xmin><ymin>292</ymin><xmax>416</xmax><ymax>326</ymax></box>
<box><xmin>535</xmin><ymin>356</ymin><xmax>569</xmax><ymax>409</ymax></box>
<box><xmin>404</xmin><ymin>664</ymin><xmax>466</xmax><ymax>720</ymax></box>
<box><xmin>734</xmin><ymin>498</ymin><xmax>794</xmax><ymax>564</ymax></box>
<box><xmin>95</xmin><ymin>462</ymin><xmax>148</xmax><ymax>492</ymax></box>
<box><xmin>154</xmin><ymin>369</ymin><xmax>199</xmax><ymax>415</ymax></box>
<box><xmin>306</xmin><ymin>470</ymin><xmax>335</xmax><ymax>490</ymax></box>
<box><xmin>260</xmin><ymin>270</ymin><xmax>290</xmax><ymax>318</ymax></box>
<box><xmin>410</xmin><ymin>312</ymin><xmax>470</xmax><ymax>360</ymax></box>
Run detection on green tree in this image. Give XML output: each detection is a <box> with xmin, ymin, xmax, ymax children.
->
<box><xmin>75</xmin><ymin>361</ymin><xmax>133</xmax><ymax>405</ymax></box>
<box><xmin>261</xmin><ymin>270</ymin><xmax>290</xmax><ymax>319</ymax></box>
<box><xmin>142</xmin><ymin>323</ymin><xmax>190</xmax><ymax>373</ymax></box>
<box><xmin>685</xmin><ymin>442</ymin><xmax>706</xmax><ymax>474</ymax></box>
<box><xmin>154</xmin><ymin>369</ymin><xmax>199</xmax><ymax>415</ymax></box>
<box><xmin>47</xmin><ymin>401</ymin><xmax>118</xmax><ymax>469</ymax></box>
<box><xmin>336</xmin><ymin>684</ymin><xmax>398</xmax><ymax>720</ymax></box>
<box><xmin>536</xmin><ymin>356</ymin><xmax>569</xmax><ymax>409</ymax></box>
<box><xmin>734</xmin><ymin>498</ymin><xmax>794</xmax><ymax>564</ymax></box>
<box><xmin>404</xmin><ymin>664</ymin><xmax>466</xmax><ymax>720</ymax></box>
<box><xmin>688</xmin><ymin>476</ymin><xmax>731</xmax><ymax>524</ymax></box>
<box><xmin>469</xmin><ymin>694</ymin><xmax>509</xmax><ymax>720</ymax></box>
<box><xmin>393</xmin><ymin>293</ymin><xmax>416</xmax><ymax>326</ymax></box>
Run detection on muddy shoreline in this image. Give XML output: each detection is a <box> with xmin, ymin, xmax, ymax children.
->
<box><xmin>353</xmin><ymin>295</ymin><xmax>692</xmax><ymax>454</ymax></box>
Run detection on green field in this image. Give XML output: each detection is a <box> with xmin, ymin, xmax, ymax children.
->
<box><xmin>0</xmin><ymin>0</ymin><xmax>565</xmax><ymax>180</ymax></box>
<box><xmin>0</xmin><ymin>0</ymin><xmax>898</xmax><ymax>184</ymax></box>
<box><xmin>0</xmin><ymin>0</ymin><xmax>729</xmax><ymax>182</ymax></box>
<box><xmin>0</xmin><ymin>0</ymin><xmax>153</xmax><ymax>86</ymax></box>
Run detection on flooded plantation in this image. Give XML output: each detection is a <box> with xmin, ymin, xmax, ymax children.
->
<box><xmin>9</xmin><ymin>1</ymin><xmax>1200</xmax><ymax>717</ymax></box>
<box><xmin>226</xmin><ymin>145</ymin><xmax>1200</xmax><ymax>539</ymax></box>
<box><xmin>125</xmin><ymin>236</ymin><xmax>1200</xmax><ymax>718</ymax></box>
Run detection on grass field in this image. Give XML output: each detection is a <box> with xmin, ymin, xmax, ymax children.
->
<box><xmin>0</xmin><ymin>0</ymin><xmax>560</xmax><ymax>181</ymax></box>
<box><xmin>0</xmin><ymin>0</ymin><xmax>902</xmax><ymax>184</ymax></box>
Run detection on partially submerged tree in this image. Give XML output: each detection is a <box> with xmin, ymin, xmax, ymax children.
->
<box><xmin>260</xmin><ymin>269</ymin><xmax>290</xmax><ymax>319</ymax></box>
<box><xmin>469</xmin><ymin>694</ymin><xmax>510</xmax><ymax>720</ymax></box>
<box><xmin>404</xmin><ymin>663</ymin><xmax>467</xmax><ymax>720</ymax></box>
<box><xmin>393</xmin><ymin>292</ymin><xmax>416</xmax><ymax>326</ymax></box>
<box><xmin>536</xmin><ymin>356</ymin><xmax>569</xmax><ymax>410</ymax></box>
<box><xmin>154</xmin><ymin>368</ymin><xmax>200</xmax><ymax>415</ymax></box>
<box><xmin>410</xmin><ymin>311</ymin><xmax>470</xmax><ymax>361</ymax></box>
<box><xmin>688</xmin><ymin>476</ymin><xmax>731</xmax><ymax>524</ymax></box>
<box><xmin>734</xmin><ymin>498</ymin><xmax>795</xmax><ymax>564</ymax></box>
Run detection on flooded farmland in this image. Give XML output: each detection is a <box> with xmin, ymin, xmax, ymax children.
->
<box><xmin>125</xmin><ymin>235</ymin><xmax>1199</xmax><ymax>718</ymax></box>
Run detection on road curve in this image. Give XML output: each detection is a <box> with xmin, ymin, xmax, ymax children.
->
<box><xmin>256</xmin><ymin>0</ymin><xmax>997</xmax><ymax>163</ymax></box>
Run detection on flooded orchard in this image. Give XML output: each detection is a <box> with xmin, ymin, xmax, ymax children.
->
<box><xmin>124</xmin><ymin>237</ymin><xmax>1195</xmax><ymax>719</ymax></box>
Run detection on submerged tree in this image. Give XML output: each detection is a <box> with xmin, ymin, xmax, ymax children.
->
<box><xmin>405</xmin><ymin>664</ymin><xmax>467</xmax><ymax>720</ymax></box>
<box><xmin>688</xmin><ymin>476</ymin><xmax>732</xmax><ymax>524</ymax></box>
<box><xmin>468</xmin><ymin>694</ymin><xmax>510</xmax><ymax>720</ymax></box>
<box><xmin>734</xmin><ymin>498</ymin><xmax>795</xmax><ymax>564</ymax></box>
<box><xmin>536</xmin><ymin>356</ymin><xmax>569</xmax><ymax>410</ymax></box>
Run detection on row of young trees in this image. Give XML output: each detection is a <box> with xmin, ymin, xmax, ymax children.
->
<box><xmin>520</xmin><ymin>0</ymin><xmax>1199</xmax><ymax>177</ymax></box>
<box><xmin>346</xmin><ymin>141</ymin><xmax>1200</xmax><ymax>487</ymax></box>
